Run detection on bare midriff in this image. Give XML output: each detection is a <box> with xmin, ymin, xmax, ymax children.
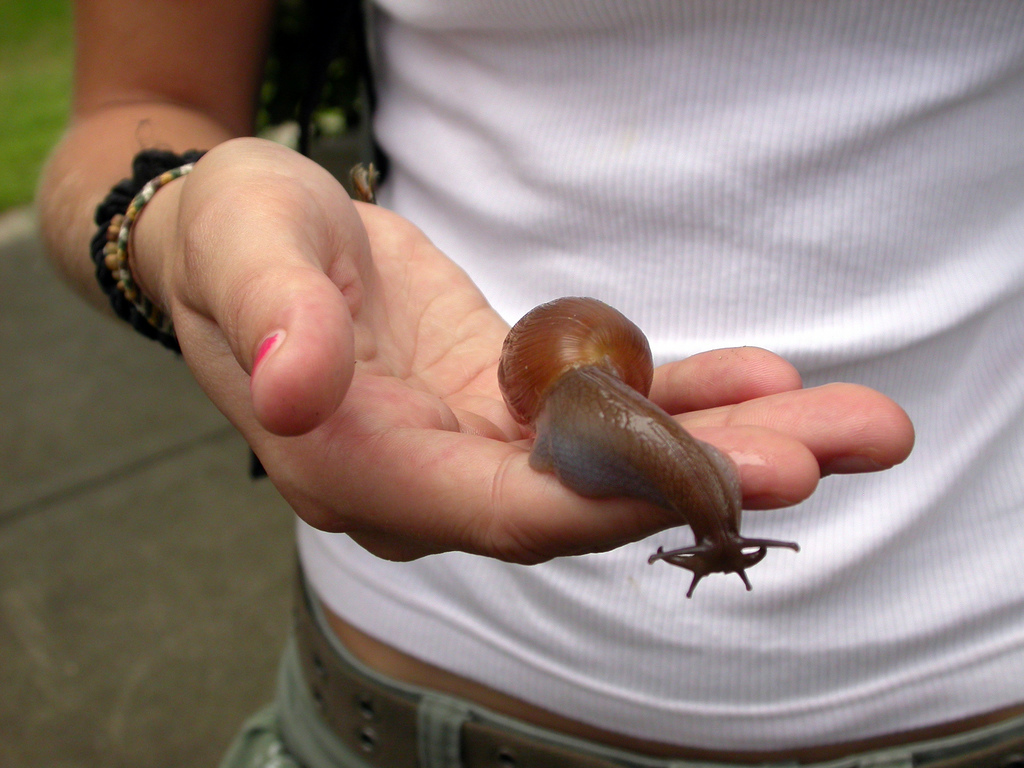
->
<box><xmin>323</xmin><ymin>603</ymin><xmax>1023</xmax><ymax>764</ymax></box>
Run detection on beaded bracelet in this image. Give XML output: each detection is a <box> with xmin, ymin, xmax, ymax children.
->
<box><xmin>91</xmin><ymin>149</ymin><xmax>206</xmax><ymax>352</ymax></box>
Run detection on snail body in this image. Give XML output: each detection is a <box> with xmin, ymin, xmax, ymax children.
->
<box><xmin>498</xmin><ymin>297</ymin><xmax>798</xmax><ymax>597</ymax></box>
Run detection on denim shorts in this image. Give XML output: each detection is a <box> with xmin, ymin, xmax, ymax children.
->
<box><xmin>219</xmin><ymin>574</ymin><xmax>1024</xmax><ymax>768</ymax></box>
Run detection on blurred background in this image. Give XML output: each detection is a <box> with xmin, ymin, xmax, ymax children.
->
<box><xmin>1</xmin><ymin>0</ymin><xmax>73</xmax><ymax>212</ymax></box>
<box><xmin>1</xmin><ymin>2</ymin><xmax>306</xmax><ymax>765</ymax></box>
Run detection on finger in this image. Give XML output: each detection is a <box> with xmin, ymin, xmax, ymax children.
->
<box><xmin>650</xmin><ymin>347</ymin><xmax>803</xmax><ymax>414</ymax></box>
<box><xmin>171</xmin><ymin>142</ymin><xmax>368</xmax><ymax>435</ymax></box>
<box><xmin>280</xmin><ymin>423</ymin><xmax>820</xmax><ymax>565</ymax></box>
<box><xmin>244</xmin><ymin>267</ymin><xmax>357</xmax><ymax>435</ymax></box>
<box><xmin>689</xmin><ymin>426</ymin><xmax>820</xmax><ymax>509</ymax></box>
<box><xmin>683</xmin><ymin>382</ymin><xmax>916</xmax><ymax>475</ymax></box>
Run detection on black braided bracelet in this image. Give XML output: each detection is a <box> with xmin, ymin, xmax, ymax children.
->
<box><xmin>91</xmin><ymin>149</ymin><xmax>206</xmax><ymax>352</ymax></box>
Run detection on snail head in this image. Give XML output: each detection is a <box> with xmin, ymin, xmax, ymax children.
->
<box><xmin>648</xmin><ymin>535</ymin><xmax>799</xmax><ymax>598</ymax></box>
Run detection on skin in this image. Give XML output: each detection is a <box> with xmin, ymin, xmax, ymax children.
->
<box><xmin>37</xmin><ymin>0</ymin><xmax>916</xmax><ymax>566</ymax></box>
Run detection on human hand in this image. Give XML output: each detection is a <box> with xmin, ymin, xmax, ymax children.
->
<box><xmin>132</xmin><ymin>138</ymin><xmax>914</xmax><ymax>564</ymax></box>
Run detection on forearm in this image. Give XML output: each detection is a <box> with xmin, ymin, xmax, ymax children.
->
<box><xmin>36</xmin><ymin>102</ymin><xmax>237</xmax><ymax>310</ymax></box>
<box><xmin>38</xmin><ymin>0</ymin><xmax>275</xmax><ymax>308</ymax></box>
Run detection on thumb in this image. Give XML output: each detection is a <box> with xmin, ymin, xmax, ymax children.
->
<box><xmin>168</xmin><ymin>141</ymin><xmax>368</xmax><ymax>436</ymax></box>
<box><xmin>245</xmin><ymin>265</ymin><xmax>356</xmax><ymax>435</ymax></box>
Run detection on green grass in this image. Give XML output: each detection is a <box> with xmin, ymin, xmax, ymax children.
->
<box><xmin>0</xmin><ymin>0</ymin><xmax>74</xmax><ymax>211</ymax></box>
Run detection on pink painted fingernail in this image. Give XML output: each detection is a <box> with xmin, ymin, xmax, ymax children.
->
<box><xmin>253</xmin><ymin>331</ymin><xmax>284</xmax><ymax>372</ymax></box>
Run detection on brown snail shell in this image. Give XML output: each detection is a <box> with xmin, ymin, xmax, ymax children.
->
<box><xmin>497</xmin><ymin>297</ymin><xmax>654</xmax><ymax>426</ymax></box>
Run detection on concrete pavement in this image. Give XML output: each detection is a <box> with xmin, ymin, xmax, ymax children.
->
<box><xmin>0</xmin><ymin>206</ymin><xmax>295</xmax><ymax>767</ymax></box>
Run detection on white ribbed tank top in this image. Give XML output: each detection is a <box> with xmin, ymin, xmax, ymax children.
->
<box><xmin>300</xmin><ymin>1</ymin><xmax>1024</xmax><ymax>749</ymax></box>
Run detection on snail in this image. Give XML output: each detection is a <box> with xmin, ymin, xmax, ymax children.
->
<box><xmin>498</xmin><ymin>297</ymin><xmax>798</xmax><ymax>597</ymax></box>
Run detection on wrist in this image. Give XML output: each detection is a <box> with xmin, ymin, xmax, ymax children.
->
<box><xmin>91</xmin><ymin>149</ymin><xmax>205</xmax><ymax>351</ymax></box>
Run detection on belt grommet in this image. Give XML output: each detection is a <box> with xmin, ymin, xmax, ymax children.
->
<box><xmin>311</xmin><ymin>686</ymin><xmax>326</xmax><ymax>713</ymax></box>
<box><xmin>496</xmin><ymin>746</ymin><xmax>517</xmax><ymax>766</ymax></box>
<box><xmin>311</xmin><ymin>652</ymin><xmax>327</xmax><ymax>680</ymax></box>
<box><xmin>358</xmin><ymin>724</ymin><xmax>378</xmax><ymax>753</ymax></box>
<box><xmin>355</xmin><ymin>691</ymin><xmax>376</xmax><ymax>720</ymax></box>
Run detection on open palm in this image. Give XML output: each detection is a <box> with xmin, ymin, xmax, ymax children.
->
<box><xmin>162</xmin><ymin>139</ymin><xmax>913</xmax><ymax>564</ymax></box>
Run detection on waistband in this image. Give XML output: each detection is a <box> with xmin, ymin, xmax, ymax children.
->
<box><xmin>286</xmin><ymin>568</ymin><xmax>1024</xmax><ymax>768</ymax></box>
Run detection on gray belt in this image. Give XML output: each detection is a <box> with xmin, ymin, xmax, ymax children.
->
<box><xmin>291</xmin><ymin>570</ymin><xmax>1024</xmax><ymax>768</ymax></box>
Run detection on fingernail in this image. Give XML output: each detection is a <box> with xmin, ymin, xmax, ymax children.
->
<box><xmin>253</xmin><ymin>331</ymin><xmax>284</xmax><ymax>373</ymax></box>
